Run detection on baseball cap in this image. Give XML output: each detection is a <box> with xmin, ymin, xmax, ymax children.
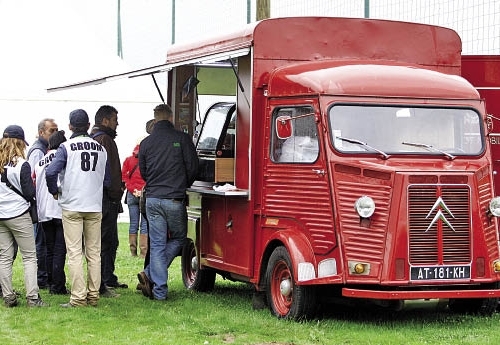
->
<box><xmin>3</xmin><ymin>125</ymin><xmax>29</xmax><ymax>145</ymax></box>
<box><xmin>69</xmin><ymin>109</ymin><xmax>89</xmax><ymax>127</ymax></box>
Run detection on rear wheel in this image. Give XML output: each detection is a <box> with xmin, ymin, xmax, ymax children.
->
<box><xmin>181</xmin><ymin>239</ymin><xmax>216</xmax><ymax>292</ymax></box>
<box><xmin>265</xmin><ymin>246</ymin><xmax>316</xmax><ymax>320</ymax></box>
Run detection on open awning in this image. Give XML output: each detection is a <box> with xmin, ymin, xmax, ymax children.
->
<box><xmin>46</xmin><ymin>47</ymin><xmax>250</xmax><ymax>93</ymax></box>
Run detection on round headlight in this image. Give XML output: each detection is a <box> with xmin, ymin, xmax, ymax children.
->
<box><xmin>355</xmin><ymin>196</ymin><xmax>375</xmax><ymax>218</ymax></box>
<box><xmin>489</xmin><ymin>197</ymin><xmax>500</xmax><ymax>217</ymax></box>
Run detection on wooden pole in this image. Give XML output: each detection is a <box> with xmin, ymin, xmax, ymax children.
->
<box><xmin>256</xmin><ymin>0</ymin><xmax>270</xmax><ymax>20</ymax></box>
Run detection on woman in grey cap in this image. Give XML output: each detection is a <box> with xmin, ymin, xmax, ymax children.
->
<box><xmin>0</xmin><ymin>125</ymin><xmax>48</xmax><ymax>307</ymax></box>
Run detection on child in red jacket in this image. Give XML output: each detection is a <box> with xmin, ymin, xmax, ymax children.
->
<box><xmin>121</xmin><ymin>144</ymin><xmax>147</xmax><ymax>257</ymax></box>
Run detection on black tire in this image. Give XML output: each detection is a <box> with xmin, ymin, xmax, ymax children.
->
<box><xmin>448</xmin><ymin>283</ymin><xmax>499</xmax><ymax>316</ymax></box>
<box><xmin>265</xmin><ymin>246</ymin><xmax>317</xmax><ymax>320</ymax></box>
<box><xmin>449</xmin><ymin>297</ymin><xmax>498</xmax><ymax>316</ymax></box>
<box><xmin>181</xmin><ymin>239</ymin><xmax>216</xmax><ymax>292</ymax></box>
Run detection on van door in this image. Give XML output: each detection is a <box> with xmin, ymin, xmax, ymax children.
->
<box><xmin>262</xmin><ymin>99</ymin><xmax>337</xmax><ymax>254</ymax></box>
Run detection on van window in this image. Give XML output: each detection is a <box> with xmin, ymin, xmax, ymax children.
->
<box><xmin>271</xmin><ymin>106</ymin><xmax>319</xmax><ymax>163</ymax></box>
<box><xmin>330</xmin><ymin>105</ymin><xmax>483</xmax><ymax>156</ymax></box>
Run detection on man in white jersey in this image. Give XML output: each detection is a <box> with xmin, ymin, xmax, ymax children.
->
<box><xmin>46</xmin><ymin>109</ymin><xmax>110</xmax><ymax>308</ymax></box>
<box><xmin>27</xmin><ymin>118</ymin><xmax>58</xmax><ymax>290</ymax></box>
<box><xmin>34</xmin><ymin>130</ymin><xmax>68</xmax><ymax>295</ymax></box>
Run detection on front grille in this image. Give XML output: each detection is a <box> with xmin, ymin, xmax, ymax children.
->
<box><xmin>408</xmin><ymin>185</ymin><xmax>471</xmax><ymax>265</ymax></box>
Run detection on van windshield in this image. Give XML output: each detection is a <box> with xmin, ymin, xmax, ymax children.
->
<box><xmin>329</xmin><ymin>105</ymin><xmax>483</xmax><ymax>156</ymax></box>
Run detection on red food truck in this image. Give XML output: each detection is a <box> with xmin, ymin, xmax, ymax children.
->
<box><xmin>49</xmin><ymin>17</ymin><xmax>500</xmax><ymax>320</ymax></box>
<box><xmin>173</xmin><ymin>17</ymin><xmax>500</xmax><ymax>319</ymax></box>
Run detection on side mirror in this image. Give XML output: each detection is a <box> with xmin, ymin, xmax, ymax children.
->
<box><xmin>276</xmin><ymin>115</ymin><xmax>293</xmax><ymax>139</ymax></box>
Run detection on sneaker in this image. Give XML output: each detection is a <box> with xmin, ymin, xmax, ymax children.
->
<box><xmin>4</xmin><ymin>295</ymin><xmax>18</xmax><ymax>308</ymax></box>
<box><xmin>136</xmin><ymin>283</ymin><xmax>143</xmax><ymax>291</ymax></box>
<box><xmin>137</xmin><ymin>271</ymin><xmax>153</xmax><ymax>299</ymax></box>
<box><xmin>60</xmin><ymin>302</ymin><xmax>77</xmax><ymax>308</ymax></box>
<box><xmin>27</xmin><ymin>298</ymin><xmax>48</xmax><ymax>307</ymax></box>
<box><xmin>100</xmin><ymin>288</ymin><xmax>120</xmax><ymax>298</ymax></box>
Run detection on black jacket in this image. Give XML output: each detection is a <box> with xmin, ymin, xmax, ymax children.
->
<box><xmin>90</xmin><ymin>125</ymin><xmax>123</xmax><ymax>201</ymax></box>
<box><xmin>138</xmin><ymin>120</ymin><xmax>198</xmax><ymax>199</ymax></box>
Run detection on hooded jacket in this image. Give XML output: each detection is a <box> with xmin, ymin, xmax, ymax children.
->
<box><xmin>121</xmin><ymin>144</ymin><xmax>145</xmax><ymax>194</ymax></box>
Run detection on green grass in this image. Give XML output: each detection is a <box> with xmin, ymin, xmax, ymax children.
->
<box><xmin>2</xmin><ymin>223</ymin><xmax>500</xmax><ymax>345</ymax></box>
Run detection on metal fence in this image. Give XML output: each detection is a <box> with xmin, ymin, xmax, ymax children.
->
<box><xmin>173</xmin><ymin>0</ymin><xmax>499</xmax><ymax>55</ymax></box>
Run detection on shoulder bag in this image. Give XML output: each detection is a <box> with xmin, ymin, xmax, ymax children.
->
<box><xmin>1</xmin><ymin>170</ymin><xmax>38</xmax><ymax>223</ymax></box>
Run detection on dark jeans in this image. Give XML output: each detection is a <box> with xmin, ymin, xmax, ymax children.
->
<box><xmin>100</xmin><ymin>196</ymin><xmax>120</xmax><ymax>291</ymax></box>
<box><xmin>41</xmin><ymin>218</ymin><xmax>67</xmax><ymax>293</ymax></box>
<box><xmin>34</xmin><ymin>222</ymin><xmax>48</xmax><ymax>288</ymax></box>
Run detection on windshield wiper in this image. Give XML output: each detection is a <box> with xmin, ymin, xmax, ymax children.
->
<box><xmin>401</xmin><ymin>141</ymin><xmax>456</xmax><ymax>160</ymax></box>
<box><xmin>335</xmin><ymin>136</ymin><xmax>390</xmax><ymax>160</ymax></box>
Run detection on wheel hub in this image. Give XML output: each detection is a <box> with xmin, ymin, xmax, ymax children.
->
<box><xmin>280</xmin><ymin>278</ymin><xmax>292</xmax><ymax>297</ymax></box>
<box><xmin>191</xmin><ymin>256</ymin><xmax>198</xmax><ymax>271</ymax></box>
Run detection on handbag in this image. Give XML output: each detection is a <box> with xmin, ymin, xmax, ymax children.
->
<box><xmin>123</xmin><ymin>163</ymin><xmax>139</xmax><ymax>205</ymax></box>
<box><xmin>1</xmin><ymin>171</ymin><xmax>38</xmax><ymax>223</ymax></box>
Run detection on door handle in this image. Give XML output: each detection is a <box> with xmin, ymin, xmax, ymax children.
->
<box><xmin>312</xmin><ymin>169</ymin><xmax>326</xmax><ymax>176</ymax></box>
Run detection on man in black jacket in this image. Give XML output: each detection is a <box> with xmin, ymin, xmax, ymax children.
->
<box><xmin>90</xmin><ymin>105</ymin><xmax>126</xmax><ymax>298</ymax></box>
<box><xmin>136</xmin><ymin>103</ymin><xmax>198</xmax><ymax>300</ymax></box>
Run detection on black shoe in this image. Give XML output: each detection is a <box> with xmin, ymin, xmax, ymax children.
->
<box><xmin>50</xmin><ymin>288</ymin><xmax>69</xmax><ymax>295</ymax></box>
<box><xmin>106</xmin><ymin>282</ymin><xmax>128</xmax><ymax>289</ymax></box>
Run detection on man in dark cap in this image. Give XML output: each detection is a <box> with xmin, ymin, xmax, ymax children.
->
<box><xmin>46</xmin><ymin>109</ymin><xmax>109</xmax><ymax>307</ymax></box>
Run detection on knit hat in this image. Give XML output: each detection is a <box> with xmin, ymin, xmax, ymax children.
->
<box><xmin>48</xmin><ymin>130</ymin><xmax>67</xmax><ymax>150</ymax></box>
<box><xmin>69</xmin><ymin>109</ymin><xmax>89</xmax><ymax>127</ymax></box>
<box><xmin>3</xmin><ymin>125</ymin><xmax>29</xmax><ymax>145</ymax></box>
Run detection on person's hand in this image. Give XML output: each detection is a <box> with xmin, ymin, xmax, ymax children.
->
<box><xmin>133</xmin><ymin>189</ymin><xmax>142</xmax><ymax>197</ymax></box>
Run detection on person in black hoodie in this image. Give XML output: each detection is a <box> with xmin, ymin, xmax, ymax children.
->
<box><xmin>90</xmin><ymin>105</ymin><xmax>126</xmax><ymax>298</ymax></box>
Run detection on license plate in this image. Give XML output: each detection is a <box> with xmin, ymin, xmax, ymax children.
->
<box><xmin>410</xmin><ymin>265</ymin><xmax>470</xmax><ymax>280</ymax></box>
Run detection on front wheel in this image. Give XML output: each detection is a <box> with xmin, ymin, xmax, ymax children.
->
<box><xmin>449</xmin><ymin>282</ymin><xmax>499</xmax><ymax>316</ymax></box>
<box><xmin>265</xmin><ymin>246</ymin><xmax>316</xmax><ymax>320</ymax></box>
<box><xmin>181</xmin><ymin>239</ymin><xmax>216</xmax><ymax>292</ymax></box>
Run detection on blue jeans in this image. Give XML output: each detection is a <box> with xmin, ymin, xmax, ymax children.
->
<box><xmin>144</xmin><ymin>197</ymin><xmax>187</xmax><ymax>300</ymax></box>
<box><xmin>126</xmin><ymin>192</ymin><xmax>147</xmax><ymax>235</ymax></box>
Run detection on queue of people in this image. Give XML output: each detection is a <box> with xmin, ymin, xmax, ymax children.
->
<box><xmin>0</xmin><ymin>102</ymin><xmax>197</xmax><ymax>307</ymax></box>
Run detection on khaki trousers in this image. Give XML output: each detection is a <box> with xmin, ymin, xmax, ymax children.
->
<box><xmin>62</xmin><ymin>210</ymin><xmax>102</xmax><ymax>306</ymax></box>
